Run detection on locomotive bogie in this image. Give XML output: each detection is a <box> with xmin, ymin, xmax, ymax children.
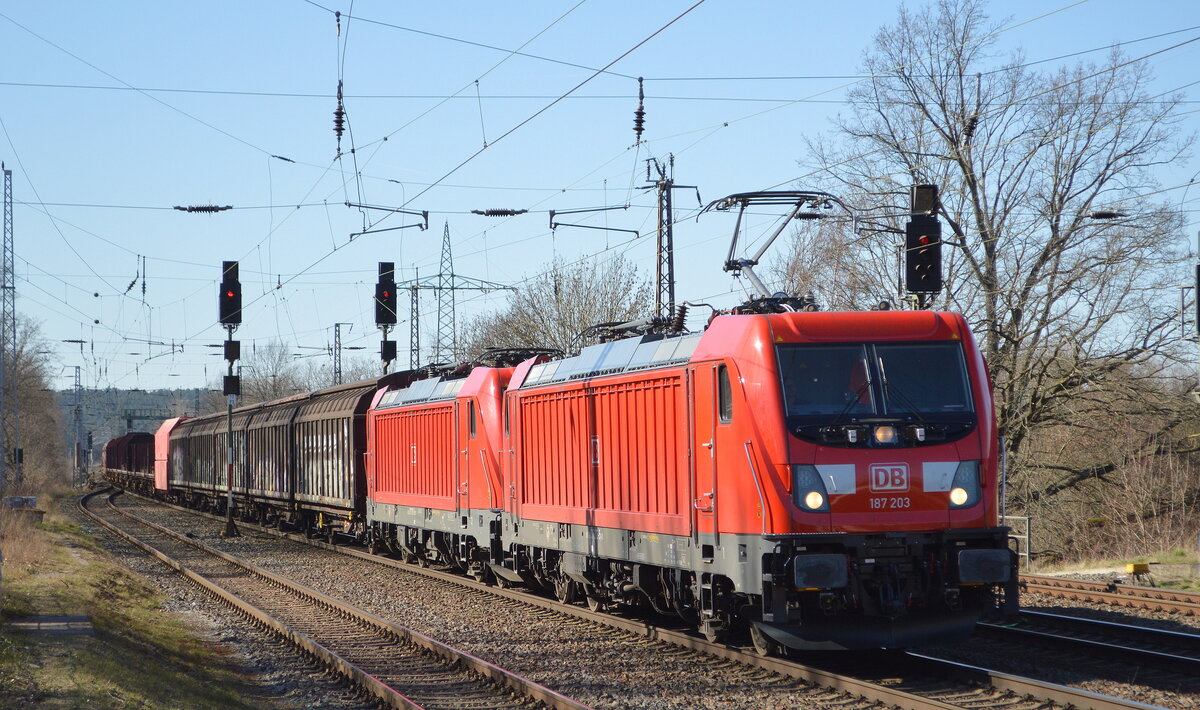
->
<box><xmin>366</xmin><ymin>502</ymin><xmax>497</xmax><ymax>571</ymax></box>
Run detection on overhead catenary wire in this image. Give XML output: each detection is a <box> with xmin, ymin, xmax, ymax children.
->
<box><xmin>0</xmin><ymin>10</ymin><xmax>278</xmax><ymax>158</ymax></box>
<box><xmin>157</xmin><ymin>2</ymin><xmax>711</xmax><ymax>364</ymax></box>
<box><xmin>13</xmin><ymin>1</ymin><xmax>1197</xmax><ymax>389</ymax></box>
<box><xmin>333</xmin><ymin>0</ymin><xmax>593</xmax><ymax>213</ymax></box>
<box><xmin>300</xmin><ymin>0</ymin><xmax>638</xmax><ymax>81</ymax></box>
<box><xmin>366</xmin><ymin>0</ymin><xmax>708</xmax><ymax>236</ymax></box>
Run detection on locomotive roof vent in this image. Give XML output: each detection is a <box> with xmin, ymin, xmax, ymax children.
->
<box><xmin>522</xmin><ymin>332</ymin><xmax>702</xmax><ymax>388</ymax></box>
<box><xmin>377</xmin><ymin>376</ymin><xmax>467</xmax><ymax>408</ymax></box>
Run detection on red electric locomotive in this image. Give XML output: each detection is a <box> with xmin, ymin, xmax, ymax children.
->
<box><xmin>481</xmin><ymin>189</ymin><xmax>1016</xmax><ymax>651</ymax></box>
<box><xmin>364</xmin><ymin>352</ymin><xmax>552</xmax><ymax>578</ymax></box>
<box><xmin>496</xmin><ymin>309</ymin><xmax>1015</xmax><ymax>651</ymax></box>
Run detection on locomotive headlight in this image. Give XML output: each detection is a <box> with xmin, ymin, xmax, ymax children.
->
<box><xmin>873</xmin><ymin>425</ymin><xmax>899</xmax><ymax>445</ymax></box>
<box><xmin>949</xmin><ymin>487</ymin><xmax>969</xmax><ymax>506</ymax></box>
<box><xmin>949</xmin><ymin>460</ymin><xmax>981</xmax><ymax>509</ymax></box>
<box><xmin>793</xmin><ymin>465</ymin><xmax>830</xmax><ymax>512</ymax></box>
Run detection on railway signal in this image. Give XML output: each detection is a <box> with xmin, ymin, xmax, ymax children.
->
<box><xmin>904</xmin><ymin>185</ymin><xmax>943</xmax><ymax>298</ymax></box>
<box><xmin>219</xmin><ymin>260</ymin><xmax>242</xmax><ymax>325</ymax></box>
<box><xmin>375</xmin><ymin>262</ymin><xmax>397</xmax><ymax>326</ymax></box>
<box><xmin>905</xmin><ymin>217</ymin><xmax>942</xmax><ymax>293</ymax></box>
<box><xmin>375</xmin><ymin>262</ymin><xmax>398</xmax><ymax>374</ymax></box>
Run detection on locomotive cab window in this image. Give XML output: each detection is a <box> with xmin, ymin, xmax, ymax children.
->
<box><xmin>778</xmin><ymin>341</ymin><xmax>976</xmax><ymax>445</ymax></box>
<box><xmin>717</xmin><ymin>364</ymin><xmax>732</xmax><ymax>423</ymax></box>
<box><xmin>468</xmin><ymin>400</ymin><xmax>476</xmax><ymax>438</ymax></box>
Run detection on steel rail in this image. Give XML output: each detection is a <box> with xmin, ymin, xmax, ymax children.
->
<box><xmin>1018</xmin><ymin>609</ymin><xmax>1200</xmax><ymax>652</ymax></box>
<box><xmin>1022</xmin><ymin>574</ymin><xmax>1200</xmax><ymax>616</ymax></box>
<box><xmin>978</xmin><ymin>610</ymin><xmax>1200</xmax><ymax>674</ymax></box>
<box><xmin>115</xmin><ymin>488</ymin><xmax>1169</xmax><ymax>710</ymax></box>
<box><xmin>81</xmin><ymin>489</ymin><xmax>591</xmax><ymax>710</ymax></box>
<box><xmin>903</xmin><ymin>652</ymin><xmax>1170</xmax><ymax>710</ymax></box>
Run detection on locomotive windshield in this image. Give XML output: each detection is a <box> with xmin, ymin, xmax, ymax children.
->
<box><xmin>778</xmin><ymin>341</ymin><xmax>973</xmax><ymax>422</ymax></box>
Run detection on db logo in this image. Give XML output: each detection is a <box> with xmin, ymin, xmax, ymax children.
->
<box><xmin>869</xmin><ymin>463</ymin><xmax>909</xmax><ymax>492</ymax></box>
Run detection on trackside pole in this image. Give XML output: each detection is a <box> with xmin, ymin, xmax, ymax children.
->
<box><xmin>222</xmin><ymin>325</ymin><xmax>240</xmax><ymax>538</ymax></box>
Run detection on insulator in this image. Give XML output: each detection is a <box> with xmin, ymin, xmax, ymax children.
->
<box><xmin>173</xmin><ymin>205</ymin><xmax>232</xmax><ymax>213</ymax></box>
<box><xmin>633</xmin><ymin>76</ymin><xmax>646</xmax><ymax>142</ymax></box>
<box><xmin>963</xmin><ymin>115</ymin><xmax>979</xmax><ymax>141</ymax></box>
<box><xmin>333</xmin><ymin>104</ymin><xmax>345</xmax><ymax>139</ymax></box>
<box><xmin>334</xmin><ymin>80</ymin><xmax>346</xmax><ymax>147</ymax></box>
<box><xmin>670</xmin><ymin>304</ymin><xmax>688</xmax><ymax>333</ymax></box>
<box><xmin>471</xmin><ymin>208</ymin><xmax>528</xmax><ymax>217</ymax></box>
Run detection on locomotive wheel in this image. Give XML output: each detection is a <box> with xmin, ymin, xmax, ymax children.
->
<box><xmin>749</xmin><ymin>623</ymin><xmax>783</xmax><ymax>657</ymax></box>
<box><xmin>554</xmin><ymin>577</ymin><xmax>578</xmax><ymax>604</ymax></box>
<box><xmin>367</xmin><ymin>537</ymin><xmax>383</xmax><ymax>555</ymax></box>
<box><xmin>583</xmin><ymin>584</ymin><xmax>606</xmax><ymax>612</ymax></box>
<box><xmin>326</xmin><ymin>527</ymin><xmax>338</xmax><ymax>545</ymax></box>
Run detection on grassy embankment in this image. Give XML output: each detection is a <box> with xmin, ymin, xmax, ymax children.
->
<box><xmin>0</xmin><ymin>489</ymin><xmax>265</xmax><ymax>709</ymax></box>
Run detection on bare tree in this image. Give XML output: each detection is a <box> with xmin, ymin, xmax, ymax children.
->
<box><xmin>794</xmin><ymin>0</ymin><xmax>1194</xmax><ymax>516</ymax></box>
<box><xmin>242</xmin><ymin>341</ymin><xmax>306</xmax><ymax>403</ymax></box>
<box><xmin>459</xmin><ymin>254</ymin><xmax>654</xmax><ymax>358</ymax></box>
<box><xmin>199</xmin><ymin>341</ymin><xmax>308</xmax><ymax>411</ymax></box>
<box><xmin>295</xmin><ymin>355</ymin><xmax>379</xmax><ymax>391</ymax></box>
<box><xmin>2</xmin><ymin>317</ymin><xmax>67</xmax><ymax>492</ymax></box>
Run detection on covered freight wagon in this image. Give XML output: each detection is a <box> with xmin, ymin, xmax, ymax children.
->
<box><xmin>166</xmin><ymin>376</ymin><xmax>398</xmax><ymax>537</ymax></box>
<box><xmin>102</xmin><ymin>431</ymin><xmax>155</xmax><ymax>494</ymax></box>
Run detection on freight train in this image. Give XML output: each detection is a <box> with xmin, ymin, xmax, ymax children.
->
<box><xmin>103</xmin><ymin>307</ymin><xmax>1018</xmax><ymax>652</ymax></box>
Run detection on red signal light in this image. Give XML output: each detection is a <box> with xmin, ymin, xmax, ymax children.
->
<box><xmin>919</xmin><ymin>236</ymin><xmax>931</xmax><ymax>245</ymax></box>
<box><xmin>226</xmin><ymin>290</ymin><xmax>235</xmax><ymax>298</ymax></box>
<box><xmin>374</xmin><ymin>279</ymin><xmax>398</xmax><ymax>325</ymax></box>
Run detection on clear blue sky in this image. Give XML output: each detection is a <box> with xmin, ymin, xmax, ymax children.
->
<box><xmin>2</xmin><ymin>0</ymin><xmax>1197</xmax><ymax>392</ymax></box>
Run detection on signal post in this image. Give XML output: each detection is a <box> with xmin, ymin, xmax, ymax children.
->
<box><xmin>219</xmin><ymin>260</ymin><xmax>242</xmax><ymax>538</ymax></box>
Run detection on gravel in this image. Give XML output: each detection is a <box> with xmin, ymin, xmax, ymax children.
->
<box><xmin>107</xmin><ymin>495</ymin><xmax>879</xmax><ymax>710</ymax></box>
<box><xmin>94</xmin><ymin>492</ymin><xmax>1200</xmax><ymax>709</ymax></box>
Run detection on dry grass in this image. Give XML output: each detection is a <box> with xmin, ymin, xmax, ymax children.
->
<box><xmin>0</xmin><ymin>492</ymin><xmax>267</xmax><ymax>709</ymax></box>
<box><xmin>0</xmin><ymin>507</ymin><xmax>53</xmax><ymax>577</ymax></box>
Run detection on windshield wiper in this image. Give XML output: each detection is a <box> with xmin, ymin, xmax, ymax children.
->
<box><xmin>829</xmin><ymin>369</ymin><xmax>873</xmax><ymax>428</ymax></box>
<box><xmin>877</xmin><ymin>355</ymin><xmax>929</xmax><ymax>427</ymax></box>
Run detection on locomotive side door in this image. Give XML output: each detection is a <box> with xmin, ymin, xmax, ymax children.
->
<box><xmin>690</xmin><ymin>363</ymin><xmax>719</xmax><ymax>540</ymax></box>
<box><xmin>456</xmin><ymin>400</ymin><xmax>471</xmax><ymax>525</ymax></box>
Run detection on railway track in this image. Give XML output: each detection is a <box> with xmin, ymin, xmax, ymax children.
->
<box><xmin>109</xmin><ymin>488</ymin><xmax>1171</xmax><ymax>710</ymax></box>
<box><xmin>79</xmin><ymin>488</ymin><xmax>589</xmax><ymax>710</ymax></box>
<box><xmin>1022</xmin><ymin>574</ymin><xmax>1200</xmax><ymax>615</ymax></box>
<box><xmin>978</xmin><ymin>610</ymin><xmax>1200</xmax><ymax>675</ymax></box>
